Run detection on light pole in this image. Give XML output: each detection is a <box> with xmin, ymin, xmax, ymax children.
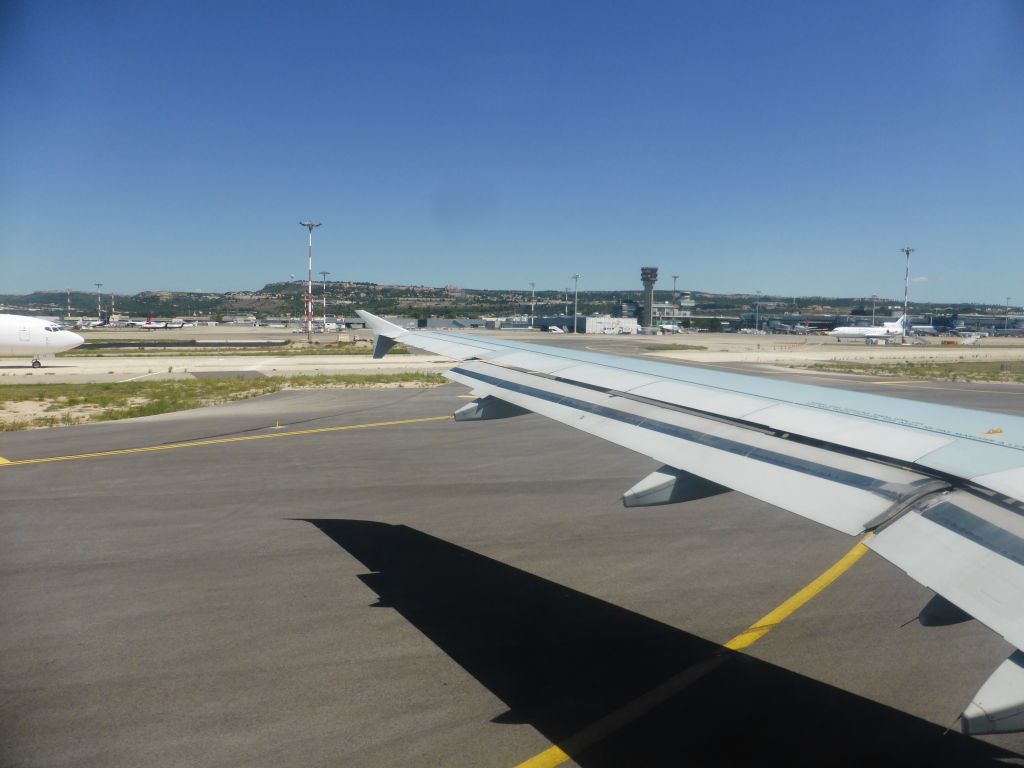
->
<box><xmin>899</xmin><ymin>247</ymin><xmax>914</xmax><ymax>343</ymax></box>
<box><xmin>1007</xmin><ymin>297</ymin><xmax>1012</xmax><ymax>331</ymax></box>
<box><xmin>529</xmin><ymin>281</ymin><xmax>535</xmax><ymax>328</ymax></box>
<box><xmin>564</xmin><ymin>288</ymin><xmax>569</xmax><ymax>316</ymax></box>
<box><xmin>299</xmin><ymin>221</ymin><xmax>321</xmax><ymax>343</ymax></box>
<box><xmin>572</xmin><ymin>274</ymin><xmax>581</xmax><ymax>333</ymax></box>
<box><xmin>871</xmin><ymin>294</ymin><xmax>878</xmax><ymax>326</ymax></box>
<box><xmin>320</xmin><ymin>271</ymin><xmax>331</xmax><ymax>327</ymax></box>
<box><xmin>94</xmin><ymin>283</ymin><xmax>103</xmax><ymax>321</ymax></box>
<box><xmin>755</xmin><ymin>290</ymin><xmax>762</xmax><ymax>332</ymax></box>
<box><xmin>66</xmin><ymin>288</ymin><xmax>71</xmax><ymax>320</ymax></box>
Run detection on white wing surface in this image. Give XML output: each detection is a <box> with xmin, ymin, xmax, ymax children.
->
<box><xmin>358</xmin><ymin>310</ymin><xmax>1024</xmax><ymax>735</ymax></box>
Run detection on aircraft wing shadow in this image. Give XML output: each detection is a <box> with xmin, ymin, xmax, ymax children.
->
<box><xmin>304</xmin><ymin>519</ymin><xmax>1018</xmax><ymax>767</ymax></box>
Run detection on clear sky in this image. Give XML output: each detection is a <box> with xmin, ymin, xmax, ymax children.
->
<box><xmin>1</xmin><ymin>1</ymin><xmax>1021</xmax><ymax>303</ymax></box>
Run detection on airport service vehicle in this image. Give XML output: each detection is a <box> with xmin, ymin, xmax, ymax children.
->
<box><xmin>827</xmin><ymin>314</ymin><xmax>906</xmax><ymax>342</ymax></box>
<box><xmin>360</xmin><ymin>308</ymin><xmax>1024</xmax><ymax>736</ymax></box>
<box><xmin>0</xmin><ymin>314</ymin><xmax>85</xmax><ymax>367</ymax></box>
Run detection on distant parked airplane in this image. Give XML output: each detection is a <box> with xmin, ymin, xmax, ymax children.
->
<box><xmin>827</xmin><ymin>314</ymin><xmax>906</xmax><ymax>342</ymax></box>
<box><xmin>912</xmin><ymin>314</ymin><xmax>960</xmax><ymax>336</ymax></box>
<box><xmin>74</xmin><ymin>316</ymin><xmax>108</xmax><ymax>329</ymax></box>
<box><xmin>767</xmin><ymin>320</ymin><xmax>815</xmax><ymax>334</ymax></box>
<box><xmin>126</xmin><ymin>314</ymin><xmax>185</xmax><ymax>329</ymax></box>
<box><xmin>0</xmin><ymin>314</ymin><xmax>84</xmax><ymax>367</ymax></box>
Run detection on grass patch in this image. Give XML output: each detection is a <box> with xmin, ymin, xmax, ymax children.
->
<box><xmin>0</xmin><ymin>372</ymin><xmax>447</xmax><ymax>431</ymax></box>
<box><xmin>798</xmin><ymin>360</ymin><xmax>1024</xmax><ymax>383</ymax></box>
<box><xmin>645</xmin><ymin>344</ymin><xmax>708</xmax><ymax>352</ymax></box>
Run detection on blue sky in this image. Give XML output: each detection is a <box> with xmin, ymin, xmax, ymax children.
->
<box><xmin>1</xmin><ymin>1</ymin><xmax>1021</xmax><ymax>303</ymax></box>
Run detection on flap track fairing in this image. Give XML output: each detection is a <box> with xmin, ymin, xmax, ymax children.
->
<box><xmin>622</xmin><ymin>466</ymin><xmax>730</xmax><ymax>508</ymax></box>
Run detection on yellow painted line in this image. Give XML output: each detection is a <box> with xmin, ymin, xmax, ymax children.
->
<box><xmin>724</xmin><ymin>533</ymin><xmax>873</xmax><ymax>651</ymax></box>
<box><xmin>0</xmin><ymin>415</ymin><xmax>453</xmax><ymax>468</ymax></box>
<box><xmin>516</xmin><ymin>748</ymin><xmax>571</xmax><ymax>768</ymax></box>
<box><xmin>0</xmin><ymin>457</ymin><xmax>9</xmax><ymax>464</ymax></box>
<box><xmin>513</xmin><ymin>534</ymin><xmax>874</xmax><ymax>768</ymax></box>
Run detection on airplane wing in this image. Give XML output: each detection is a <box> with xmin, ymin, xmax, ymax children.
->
<box><xmin>357</xmin><ymin>310</ymin><xmax>1024</xmax><ymax>736</ymax></box>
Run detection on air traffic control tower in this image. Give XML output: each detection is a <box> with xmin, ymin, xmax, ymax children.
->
<box><xmin>641</xmin><ymin>266</ymin><xmax>658</xmax><ymax>328</ymax></box>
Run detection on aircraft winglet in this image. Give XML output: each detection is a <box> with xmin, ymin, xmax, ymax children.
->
<box><xmin>356</xmin><ymin>310</ymin><xmax>407</xmax><ymax>358</ymax></box>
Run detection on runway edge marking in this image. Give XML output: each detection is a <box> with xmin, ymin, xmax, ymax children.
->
<box><xmin>514</xmin><ymin>534</ymin><xmax>874</xmax><ymax>768</ymax></box>
<box><xmin>0</xmin><ymin>415</ymin><xmax>453</xmax><ymax>467</ymax></box>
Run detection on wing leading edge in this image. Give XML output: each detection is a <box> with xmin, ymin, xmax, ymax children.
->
<box><xmin>357</xmin><ymin>310</ymin><xmax>1024</xmax><ymax>735</ymax></box>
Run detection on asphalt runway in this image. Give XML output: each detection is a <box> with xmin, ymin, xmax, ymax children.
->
<box><xmin>2</xmin><ymin>374</ymin><xmax>1024</xmax><ymax>766</ymax></box>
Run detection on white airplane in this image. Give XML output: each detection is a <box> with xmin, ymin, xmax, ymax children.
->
<box><xmin>126</xmin><ymin>314</ymin><xmax>167</xmax><ymax>329</ymax></box>
<box><xmin>126</xmin><ymin>314</ymin><xmax>185</xmax><ymax>330</ymax></box>
<box><xmin>74</xmin><ymin>317</ymin><xmax>108</xmax><ymax>329</ymax></box>
<box><xmin>827</xmin><ymin>314</ymin><xmax>906</xmax><ymax>342</ymax></box>
<box><xmin>0</xmin><ymin>314</ymin><xmax>85</xmax><ymax>367</ymax></box>
<box><xmin>359</xmin><ymin>308</ymin><xmax>1024</xmax><ymax>737</ymax></box>
<box><xmin>912</xmin><ymin>314</ymin><xmax>960</xmax><ymax>336</ymax></box>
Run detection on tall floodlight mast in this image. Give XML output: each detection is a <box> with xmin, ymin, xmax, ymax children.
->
<box><xmin>320</xmin><ymin>271</ymin><xmax>331</xmax><ymax>327</ymax></box>
<box><xmin>529</xmin><ymin>282</ymin><xmax>535</xmax><ymax>328</ymax></box>
<box><xmin>572</xmin><ymin>274</ymin><xmax>581</xmax><ymax>333</ymax></box>
<box><xmin>899</xmin><ymin>247</ymin><xmax>915</xmax><ymax>344</ymax></box>
<box><xmin>94</xmin><ymin>283</ymin><xmax>103</xmax><ymax>320</ymax></box>
<box><xmin>299</xmin><ymin>222</ymin><xmax>321</xmax><ymax>343</ymax></box>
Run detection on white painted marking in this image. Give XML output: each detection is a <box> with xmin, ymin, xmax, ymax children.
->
<box><xmin>117</xmin><ymin>371</ymin><xmax>162</xmax><ymax>383</ymax></box>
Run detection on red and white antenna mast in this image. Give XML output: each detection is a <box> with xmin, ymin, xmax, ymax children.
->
<box><xmin>299</xmin><ymin>221</ymin><xmax>322</xmax><ymax>344</ymax></box>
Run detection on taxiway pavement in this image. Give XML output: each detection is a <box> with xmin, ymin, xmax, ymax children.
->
<box><xmin>2</xmin><ymin>376</ymin><xmax>1024</xmax><ymax>766</ymax></box>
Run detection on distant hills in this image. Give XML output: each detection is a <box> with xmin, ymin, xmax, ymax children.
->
<box><xmin>0</xmin><ymin>282</ymin><xmax>1001</xmax><ymax>321</ymax></box>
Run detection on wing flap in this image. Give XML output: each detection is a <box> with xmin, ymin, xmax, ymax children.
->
<box><xmin>868</xmin><ymin>489</ymin><xmax>1024</xmax><ymax>650</ymax></box>
<box><xmin>447</xmin><ymin>361</ymin><xmax>937</xmax><ymax>536</ymax></box>
<box><xmin>972</xmin><ymin>467</ymin><xmax>1024</xmax><ymax>503</ymax></box>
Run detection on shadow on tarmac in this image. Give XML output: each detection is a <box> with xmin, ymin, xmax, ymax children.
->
<box><xmin>305</xmin><ymin>519</ymin><xmax>1020</xmax><ymax>767</ymax></box>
